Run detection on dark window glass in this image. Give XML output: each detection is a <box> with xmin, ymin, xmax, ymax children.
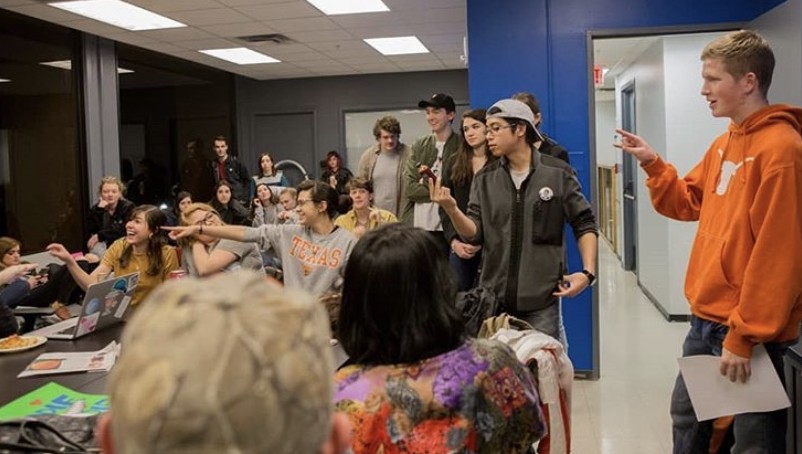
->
<box><xmin>0</xmin><ymin>9</ymin><xmax>84</xmax><ymax>252</ymax></box>
<box><xmin>117</xmin><ymin>44</ymin><xmax>235</xmax><ymax>207</ymax></box>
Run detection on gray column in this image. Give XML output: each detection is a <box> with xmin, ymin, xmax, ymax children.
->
<box><xmin>81</xmin><ymin>34</ymin><xmax>120</xmax><ymax>200</ymax></box>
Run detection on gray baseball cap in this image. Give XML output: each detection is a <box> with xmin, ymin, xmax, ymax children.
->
<box><xmin>487</xmin><ymin>98</ymin><xmax>536</xmax><ymax>129</ymax></box>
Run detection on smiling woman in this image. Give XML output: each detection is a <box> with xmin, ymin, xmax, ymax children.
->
<box><xmin>178</xmin><ymin>203</ymin><xmax>263</xmax><ymax>277</ymax></box>
<box><xmin>47</xmin><ymin>205</ymin><xmax>179</xmax><ymax>307</ymax></box>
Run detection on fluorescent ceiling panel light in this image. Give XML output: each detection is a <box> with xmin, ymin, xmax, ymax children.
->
<box><xmin>199</xmin><ymin>48</ymin><xmax>280</xmax><ymax>65</ymax></box>
<box><xmin>48</xmin><ymin>0</ymin><xmax>185</xmax><ymax>31</ymax></box>
<box><xmin>306</xmin><ymin>0</ymin><xmax>389</xmax><ymax>15</ymax></box>
<box><xmin>0</xmin><ymin>78</ymin><xmax>10</xmax><ymax>83</ymax></box>
<box><xmin>40</xmin><ymin>60</ymin><xmax>134</xmax><ymax>74</ymax></box>
<box><xmin>364</xmin><ymin>36</ymin><xmax>429</xmax><ymax>56</ymax></box>
<box><xmin>40</xmin><ymin>60</ymin><xmax>72</xmax><ymax>70</ymax></box>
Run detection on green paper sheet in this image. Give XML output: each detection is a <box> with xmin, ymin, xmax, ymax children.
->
<box><xmin>0</xmin><ymin>382</ymin><xmax>109</xmax><ymax>420</ymax></box>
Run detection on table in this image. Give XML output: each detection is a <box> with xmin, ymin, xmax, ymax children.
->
<box><xmin>0</xmin><ymin>324</ymin><xmax>123</xmax><ymax>406</ymax></box>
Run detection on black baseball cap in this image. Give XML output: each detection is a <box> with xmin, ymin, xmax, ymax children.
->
<box><xmin>418</xmin><ymin>93</ymin><xmax>456</xmax><ymax>112</ymax></box>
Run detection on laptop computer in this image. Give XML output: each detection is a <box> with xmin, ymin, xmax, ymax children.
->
<box><xmin>34</xmin><ymin>272</ymin><xmax>139</xmax><ymax>340</ymax></box>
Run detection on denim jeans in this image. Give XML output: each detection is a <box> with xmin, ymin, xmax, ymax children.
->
<box><xmin>513</xmin><ymin>301</ymin><xmax>568</xmax><ymax>353</ymax></box>
<box><xmin>449</xmin><ymin>250</ymin><xmax>481</xmax><ymax>292</ymax></box>
<box><xmin>671</xmin><ymin>315</ymin><xmax>791</xmax><ymax>454</ymax></box>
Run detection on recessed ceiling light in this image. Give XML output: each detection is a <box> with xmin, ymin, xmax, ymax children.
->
<box><xmin>364</xmin><ymin>36</ymin><xmax>429</xmax><ymax>56</ymax></box>
<box><xmin>0</xmin><ymin>78</ymin><xmax>10</xmax><ymax>83</ymax></box>
<box><xmin>306</xmin><ymin>0</ymin><xmax>389</xmax><ymax>15</ymax></box>
<box><xmin>40</xmin><ymin>60</ymin><xmax>134</xmax><ymax>74</ymax></box>
<box><xmin>199</xmin><ymin>48</ymin><xmax>280</xmax><ymax>65</ymax></box>
<box><xmin>48</xmin><ymin>0</ymin><xmax>185</xmax><ymax>31</ymax></box>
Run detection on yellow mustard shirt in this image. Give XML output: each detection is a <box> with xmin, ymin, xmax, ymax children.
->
<box><xmin>101</xmin><ymin>239</ymin><xmax>179</xmax><ymax>306</ymax></box>
<box><xmin>334</xmin><ymin>208</ymin><xmax>398</xmax><ymax>233</ymax></box>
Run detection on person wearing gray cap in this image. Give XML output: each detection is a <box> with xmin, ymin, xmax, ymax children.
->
<box><xmin>96</xmin><ymin>270</ymin><xmax>352</xmax><ymax>454</ymax></box>
<box><xmin>403</xmin><ymin>93</ymin><xmax>460</xmax><ymax>256</ymax></box>
<box><xmin>431</xmin><ymin>98</ymin><xmax>598</xmax><ymax>348</ymax></box>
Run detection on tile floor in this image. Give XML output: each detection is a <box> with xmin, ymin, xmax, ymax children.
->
<box><xmin>572</xmin><ymin>240</ymin><xmax>689</xmax><ymax>453</ymax></box>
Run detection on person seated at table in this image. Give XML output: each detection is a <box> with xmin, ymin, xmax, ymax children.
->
<box><xmin>47</xmin><ymin>205</ymin><xmax>179</xmax><ymax>308</ymax></box>
<box><xmin>210</xmin><ymin>180</ymin><xmax>251</xmax><ymax>226</ymax></box>
<box><xmin>251</xmin><ymin>183</ymin><xmax>282</xmax><ymax>270</ymax></box>
<box><xmin>163</xmin><ymin>191</ymin><xmax>192</xmax><ymax>227</ymax></box>
<box><xmin>96</xmin><ymin>270</ymin><xmax>352</xmax><ymax>454</ymax></box>
<box><xmin>334</xmin><ymin>177</ymin><xmax>397</xmax><ymax>238</ymax></box>
<box><xmin>179</xmin><ymin>202</ymin><xmax>263</xmax><ymax>277</ymax></box>
<box><xmin>166</xmin><ymin>180</ymin><xmax>356</xmax><ymax>297</ymax></box>
<box><xmin>87</xmin><ymin>176</ymin><xmax>135</xmax><ymax>259</ymax></box>
<box><xmin>252</xmin><ymin>183</ymin><xmax>279</xmax><ymax>227</ymax></box>
<box><xmin>335</xmin><ymin>224</ymin><xmax>545</xmax><ymax>453</ymax></box>
<box><xmin>0</xmin><ymin>263</ymin><xmax>35</xmax><ymax>337</ymax></box>
<box><xmin>0</xmin><ymin>236</ymin><xmax>84</xmax><ymax>320</ymax></box>
<box><xmin>277</xmin><ymin>187</ymin><xmax>299</xmax><ymax>224</ymax></box>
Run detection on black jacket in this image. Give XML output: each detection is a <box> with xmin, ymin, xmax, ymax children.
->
<box><xmin>465</xmin><ymin>149</ymin><xmax>597</xmax><ymax>313</ymax></box>
<box><xmin>87</xmin><ymin>198</ymin><xmax>135</xmax><ymax>244</ymax></box>
<box><xmin>211</xmin><ymin>155</ymin><xmax>251</xmax><ymax>202</ymax></box>
<box><xmin>539</xmin><ymin>133</ymin><xmax>570</xmax><ymax>164</ymax></box>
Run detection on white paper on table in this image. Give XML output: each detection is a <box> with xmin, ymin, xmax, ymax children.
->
<box><xmin>677</xmin><ymin>344</ymin><xmax>790</xmax><ymax>421</ymax></box>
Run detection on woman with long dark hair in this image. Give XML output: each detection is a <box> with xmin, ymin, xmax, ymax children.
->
<box><xmin>252</xmin><ymin>183</ymin><xmax>279</xmax><ymax>227</ymax></box>
<box><xmin>249</xmin><ymin>152</ymin><xmax>289</xmax><ymax>202</ymax></box>
<box><xmin>440</xmin><ymin>108</ymin><xmax>495</xmax><ymax>291</ymax></box>
<box><xmin>47</xmin><ymin>205</ymin><xmax>179</xmax><ymax>307</ymax></box>
<box><xmin>164</xmin><ymin>191</ymin><xmax>192</xmax><ymax>227</ymax></box>
<box><xmin>210</xmin><ymin>181</ymin><xmax>251</xmax><ymax>226</ymax></box>
<box><xmin>334</xmin><ymin>224</ymin><xmax>544</xmax><ymax>452</ymax></box>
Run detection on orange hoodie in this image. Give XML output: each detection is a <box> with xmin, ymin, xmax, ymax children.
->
<box><xmin>642</xmin><ymin>104</ymin><xmax>802</xmax><ymax>357</ymax></box>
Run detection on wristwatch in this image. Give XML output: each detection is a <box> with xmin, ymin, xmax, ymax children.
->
<box><xmin>581</xmin><ymin>269</ymin><xmax>597</xmax><ymax>287</ymax></box>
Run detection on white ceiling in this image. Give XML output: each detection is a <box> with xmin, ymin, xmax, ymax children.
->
<box><xmin>0</xmin><ymin>0</ymin><xmax>467</xmax><ymax>80</ymax></box>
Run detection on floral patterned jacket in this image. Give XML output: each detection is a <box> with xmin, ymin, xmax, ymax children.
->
<box><xmin>334</xmin><ymin>339</ymin><xmax>545</xmax><ymax>453</ymax></box>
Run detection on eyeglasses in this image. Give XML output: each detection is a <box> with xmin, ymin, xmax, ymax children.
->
<box><xmin>296</xmin><ymin>198</ymin><xmax>316</xmax><ymax>206</ymax></box>
<box><xmin>195</xmin><ymin>212</ymin><xmax>218</xmax><ymax>226</ymax></box>
<box><xmin>486</xmin><ymin>124</ymin><xmax>514</xmax><ymax>135</ymax></box>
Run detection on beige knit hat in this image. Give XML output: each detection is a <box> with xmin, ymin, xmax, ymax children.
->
<box><xmin>106</xmin><ymin>271</ymin><xmax>334</xmax><ymax>454</ymax></box>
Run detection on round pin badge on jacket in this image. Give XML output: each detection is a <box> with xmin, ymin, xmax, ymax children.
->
<box><xmin>539</xmin><ymin>187</ymin><xmax>553</xmax><ymax>201</ymax></box>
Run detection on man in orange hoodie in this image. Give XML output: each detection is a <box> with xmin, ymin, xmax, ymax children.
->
<box><xmin>616</xmin><ymin>30</ymin><xmax>802</xmax><ymax>453</ymax></box>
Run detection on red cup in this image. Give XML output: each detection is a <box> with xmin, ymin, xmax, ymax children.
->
<box><xmin>168</xmin><ymin>270</ymin><xmax>187</xmax><ymax>280</ymax></box>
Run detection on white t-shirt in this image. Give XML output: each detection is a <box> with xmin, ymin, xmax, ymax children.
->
<box><xmin>510</xmin><ymin>168</ymin><xmax>529</xmax><ymax>190</ymax></box>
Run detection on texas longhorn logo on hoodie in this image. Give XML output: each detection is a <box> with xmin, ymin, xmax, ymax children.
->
<box><xmin>715</xmin><ymin>149</ymin><xmax>755</xmax><ymax>195</ymax></box>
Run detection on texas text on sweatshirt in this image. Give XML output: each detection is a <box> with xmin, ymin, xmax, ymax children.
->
<box><xmin>244</xmin><ymin>224</ymin><xmax>356</xmax><ymax>297</ymax></box>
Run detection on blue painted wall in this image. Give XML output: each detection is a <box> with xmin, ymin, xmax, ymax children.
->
<box><xmin>466</xmin><ymin>0</ymin><xmax>785</xmax><ymax>374</ymax></box>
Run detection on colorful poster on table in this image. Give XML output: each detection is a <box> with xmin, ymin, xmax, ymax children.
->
<box><xmin>0</xmin><ymin>382</ymin><xmax>108</xmax><ymax>420</ymax></box>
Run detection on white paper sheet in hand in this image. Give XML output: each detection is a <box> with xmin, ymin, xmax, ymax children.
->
<box><xmin>677</xmin><ymin>344</ymin><xmax>790</xmax><ymax>421</ymax></box>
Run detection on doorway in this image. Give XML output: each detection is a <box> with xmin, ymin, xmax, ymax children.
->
<box><xmin>620</xmin><ymin>81</ymin><xmax>637</xmax><ymax>272</ymax></box>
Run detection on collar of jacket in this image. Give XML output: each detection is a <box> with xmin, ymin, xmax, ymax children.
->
<box><xmin>500</xmin><ymin>146</ymin><xmax>542</xmax><ymax>172</ymax></box>
<box><xmin>371</xmin><ymin>143</ymin><xmax>407</xmax><ymax>156</ymax></box>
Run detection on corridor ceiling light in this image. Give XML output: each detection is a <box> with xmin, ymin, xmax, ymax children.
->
<box><xmin>306</xmin><ymin>0</ymin><xmax>389</xmax><ymax>15</ymax></box>
<box><xmin>0</xmin><ymin>78</ymin><xmax>10</xmax><ymax>83</ymax></box>
<box><xmin>48</xmin><ymin>0</ymin><xmax>186</xmax><ymax>31</ymax></box>
<box><xmin>199</xmin><ymin>48</ymin><xmax>281</xmax><ymax>65</ymax></box>
<box><xmin>364</xmin><ymin>36</ymin><xmax>429</xmax><ymax>56</ymax></box>
<box><xmin>40</xmin><ymin>60</ymin><xmax>134</xmax><ymax>74</ymax></box>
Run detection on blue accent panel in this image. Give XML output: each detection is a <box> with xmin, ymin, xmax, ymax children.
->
<box><xmin>467</xmin><ymin>0</ymin><xmax>785</xmax><ymax>373</ymax></box>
